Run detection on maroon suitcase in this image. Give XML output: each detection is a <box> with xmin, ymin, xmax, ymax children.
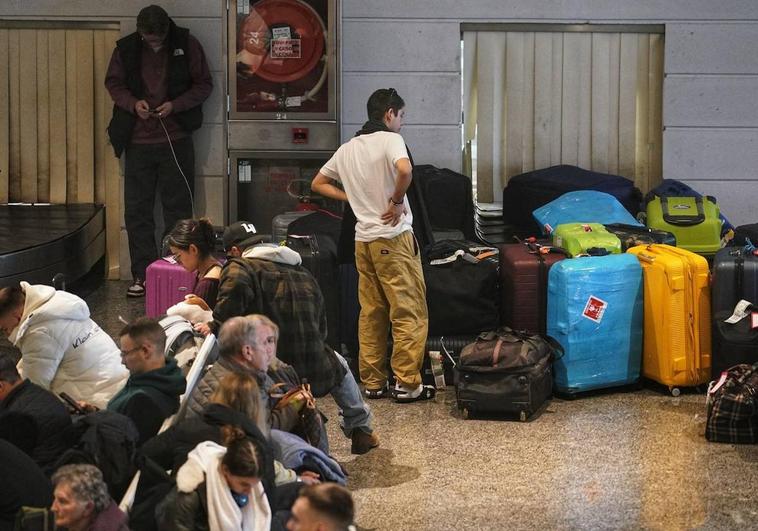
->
<box><xmin>145</xmin><ymin>257</ymin><xmax>197</xmax><ymax>318</ymax></box>
<box><xmin>498</xmin><ymin>241</ymin><xmax>567</xmax><ymax>334</ymax></box>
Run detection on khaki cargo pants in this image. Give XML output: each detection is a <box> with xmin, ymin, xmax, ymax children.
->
<box><xmin>355</xmin><ymin>230</ymin><xmax>428</xmax><ymax>390</ymax></box>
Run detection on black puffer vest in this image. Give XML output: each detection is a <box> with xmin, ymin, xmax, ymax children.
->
<box><xmin>107</xmin><ymin>20</ymin><xmax>203</xmax><ymax>157</ymax></box>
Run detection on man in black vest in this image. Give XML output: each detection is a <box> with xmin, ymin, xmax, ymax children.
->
<box><xmin>105</xmin><ymin>4</ymin><xmax>213</xmax><ymax>297</ymax></box>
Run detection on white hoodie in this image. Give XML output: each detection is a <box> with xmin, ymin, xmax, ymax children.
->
<box><xmin>11</xmin><ymin>282</ymin><xmax>128</xmax><ymax>408</ymax></box>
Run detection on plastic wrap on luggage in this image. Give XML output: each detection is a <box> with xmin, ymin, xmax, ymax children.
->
<box><xmin>533</xmin><ymin>190</ymin><xmax>642</xmax><ymax>236</ymax></box>
<box><xmin>547</xmin><ymin>254</ymin><xmax>643</xmax><ymax>394</ymax></box>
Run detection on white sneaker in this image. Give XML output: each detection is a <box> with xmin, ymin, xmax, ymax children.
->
<box><xmin>392</xmin><ymin>383</ymin><xmax>436</xmax><ymax>403</ymax></box>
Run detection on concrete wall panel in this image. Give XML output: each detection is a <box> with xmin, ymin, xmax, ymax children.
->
<box><xmin>664</xmin><ymin>128</ymin><xmax>758</xmax><ymax>182</ymax></box>
<box><xmin>666</xmin><ymin>23</ymin><xmax>758</xmax><ymax>74</ymax></box>
<box><xmin>664</xmin><ymin>76</ymin><xmax>758</xmax><ymax>127</ymax></box>
<box><xmin>342</xmin><ymin>73</ymin><xmax>460</xmax><ymax>125</ymax></box>
<box><xmin>343</xmin><ymin>21</ymin><xmax>460</xmax><ymax>72</ymax></box>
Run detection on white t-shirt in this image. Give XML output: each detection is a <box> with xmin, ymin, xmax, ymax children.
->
<box><xmin>320</xmin><ymin>131</ymin><xmax>413</xmax><ymax>242</ymax></box>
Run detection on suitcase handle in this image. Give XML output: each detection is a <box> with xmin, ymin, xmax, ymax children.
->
<box><xmin>660</xmin><ymin>196</ymin><xmax>705</xmax><ymax>226</ymax></box>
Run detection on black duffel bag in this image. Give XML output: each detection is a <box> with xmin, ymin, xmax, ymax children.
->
<box><xmin>422</xmin><ymin>240</ymin><xmax>499</xmax><ymax>336</ymax></box>
<box><xmin>455</xmin><ymin>327</ymin><xmax>561</xmax><ymax>421</ymax></box>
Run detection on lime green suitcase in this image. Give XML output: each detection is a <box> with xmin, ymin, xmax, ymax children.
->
<box><xmin>552</xmin><ymin>223</ymin><xmax>622</xmax><ymax>257</ymax></box>
<box><xmin>645</xmin><ymin>196</ymin><xmax>721</xmax><ymax>257</ymax></box>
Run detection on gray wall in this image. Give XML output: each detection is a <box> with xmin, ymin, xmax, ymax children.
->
<box><xmin>343</xmin><ymin>1</ymin><xmax>758</xmax><ymax>226</ymax></box>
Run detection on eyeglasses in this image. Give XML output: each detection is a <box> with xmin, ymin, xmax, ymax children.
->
<box><xmin>120</xmin><ymin>345</ymin><xmax>143</xmax><ymax>358</ymax></box>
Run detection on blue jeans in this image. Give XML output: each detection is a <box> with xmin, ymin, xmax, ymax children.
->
<box><xmin>329</xmin><ymin>353</ymin><xmax>374</xmax><ymax>437</ymax></box>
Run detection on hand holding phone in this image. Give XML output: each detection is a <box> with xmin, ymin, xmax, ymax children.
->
<box><xmin>60</xmin><ymin>392</ymin><xmax>92</xmax><ymax>414</ymax></box>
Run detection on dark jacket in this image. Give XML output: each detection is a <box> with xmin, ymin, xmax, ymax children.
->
<box><xmin>107</xmin><ymin>358</ymin><xmax>186</xmax><ymax>446</ymax></box>
<box><xmin>0</xmin><ymin>378</ymin><xmax>71</xmax><ymax>472</ymax></box>
<box><xmin>140</xmin><ymin>403</ymin><xmax>276</xmax><ymax>501</ymax></box>
<box><xmin>185</xmin><ymin>357</ymin><xmax>301</xmax><ymax>433</ymax></box>
<box><xmin>106</xmin><ymin>19</ymin><xmax>207</xmax><ymax>156</ymax></box>
<box><xmin>88</xmin><ymin>501</ymin><xmax>129</xmax><ymax>531</ymax></box>
<box><xmin>211</xmin><ymin>256</ymin><xmax>346</xmax><ymax>397</ymax></box>
<box><xmin>0</xmin><ymin>439</ymin><xmax>52</xmax><ymax>531</ymax></box>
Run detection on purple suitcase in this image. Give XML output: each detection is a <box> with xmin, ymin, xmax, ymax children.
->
<box><xmin>145</xmin><ymin>257</ymin><xmax>197</xmax><ymax>317</ymax></box>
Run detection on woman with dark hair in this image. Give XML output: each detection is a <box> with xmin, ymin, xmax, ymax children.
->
<box><xmin>160</xmin><ymin>426</ymin><xmax>271</xmax><ymax>531</ymax></box>
<box><xmin>166</xmin><ymin>218</ymin><xmax>223</xmax><ymax>309</ymax></box>
<box><xmin>50</xmin><ymin>464</ymin><xmax>128</xmax><ymax>531</ymax></box>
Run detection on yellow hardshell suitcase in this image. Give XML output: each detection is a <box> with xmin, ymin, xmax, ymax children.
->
<box><xmin>627</xmin><ymin>244</ymin><xmax>711</xmax><ymax>395</ymax></box>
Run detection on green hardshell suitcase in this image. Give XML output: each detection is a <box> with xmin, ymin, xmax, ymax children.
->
<box><xmin>551</xmin><ymin>223</ymin><xmax>622</xmax><ymax>258</ymax></box>
<box><xmin>646</xmin><ymin>196</ymin><xmax>721</xmax><ymax>257</ymax></box>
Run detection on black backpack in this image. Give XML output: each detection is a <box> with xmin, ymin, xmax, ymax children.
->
<box><xmin>54</xmin><ymin>411</ymin><xmax>139</xmax><ymax>500</ymax></box>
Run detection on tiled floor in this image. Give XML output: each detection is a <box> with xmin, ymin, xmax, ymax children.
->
<box><xmin>86</xmin><ymin>280</ymin><xmax>758</xmax><ymax>531</ymax></box>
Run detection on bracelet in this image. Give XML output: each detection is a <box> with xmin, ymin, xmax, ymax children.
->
<box><xmin>389</xmin><ymin>196</ymin><xmax>403</xmax><ymax>205</ymax></box>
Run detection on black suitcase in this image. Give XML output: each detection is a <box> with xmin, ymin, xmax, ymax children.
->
<box><xmin>285</xmin><ymin>234</ymin><xmax>341</xmax><ymax>350</ymax></box>
<box><xmin>604</xmin><ymin>223</ymin><xmax>676</xmax><ymax>251</ymax></box>
<box><xmin>712</xmin><ymin>246</ymin><xmax>758</xmax><ymax>316</ymax></box>
<box><xmin>414</xmin><ymin>165</ymin><xmax>476</xmax><ymax>241</ymax></box>
<box><xmin>712</xmin><ymin>311</ymin><xmax>758</xmax><ymax>378</ymax></box>
<box><xmin>502</xmin><ymin>165</ymin><xmax>642</xmax><ymax>232</ymax></box>
<box><xmin>423</xmin><ymin>241</ymin><xmax>499</xmax><ymax>336</ymax></box>
<box><xmin>454</xmin><ymin>328</ymin><xmax>557</xmax><ymax>421</ymax></box>
<box><xmin>421</xmin><ymin>335</ymin><xmax>477</xmax><ymax>387</ymax></box>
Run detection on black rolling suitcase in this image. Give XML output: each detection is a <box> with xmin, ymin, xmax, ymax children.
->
<box><xmin>455</xmin><ymin>328</ymin><xmax>559</xmax><ymax>421</ymax></box>
<box><xmin>286</xmin><ymin>234</ymin><xmax>341</xmax><ymax>350</ymax></box>
<box><xmin>712</xmin><ymin>311</ymin><xmax>758</xmax><ymax>378</ymax></box>
<box><xmin>420</xmin><ymin>335</ymin><xmax>477</xmax><ymax>387</ymax></box>
<box><xmin>604</xmin><ymin>223</ymin><xmax>676</xmax><ymax>251</ymax></box>
<box><xmin>712</xmin><ymin>246</ymin><xmax>758</xmax><ymax>316</ymax></box>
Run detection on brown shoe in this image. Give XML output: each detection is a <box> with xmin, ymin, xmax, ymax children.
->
<box><xmin>351</xmin><ymin>430</ymin><xmax>379</xmax><ymax>455</ymax></box>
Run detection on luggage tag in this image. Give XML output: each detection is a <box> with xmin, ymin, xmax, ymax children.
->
<box><xmin>724</xmin><ymin>299</ymin><xmax>754</xmax><ymax>324</ymax></box>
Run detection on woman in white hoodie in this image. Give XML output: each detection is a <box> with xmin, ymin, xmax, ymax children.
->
<box><xmin>0</xmin><ymin>282</ymin><xmax>127</xmax><ymax>409</ymax></box>
<box><xmin>160</xmin><ymin>425</ymin><xmax>271</xmax><ymax>531</ymax></box>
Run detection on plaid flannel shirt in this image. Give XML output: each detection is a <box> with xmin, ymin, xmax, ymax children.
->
<box><xmin>706</xmin><ymin>363</ymin><xmax>758</xmax><ymax>444</ymax></box>
<box><xmin>211</xmin><ymin>257</ymin><xmax>345</xmax><ymax>397</ymax></box>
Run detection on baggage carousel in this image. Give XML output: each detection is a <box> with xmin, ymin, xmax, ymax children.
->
<box><xmin>0</xmin><ymin>203</ymin><xmax>105</xmax><ymax>286</ymax></box>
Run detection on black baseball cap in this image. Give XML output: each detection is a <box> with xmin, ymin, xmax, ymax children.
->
<box><xmin>222</xmin><ymin>221</ymin><xmax>270</xmax><ymax>251</ymax></box>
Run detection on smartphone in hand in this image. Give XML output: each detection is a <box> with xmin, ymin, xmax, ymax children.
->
<box><xmin>59</xmin><ymin>392</ymin><xmax>87</xmax><ymax>415</ymax></box>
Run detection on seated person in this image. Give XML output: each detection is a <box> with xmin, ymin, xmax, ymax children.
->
<box><xmin>51</xmin><ymin>463</ymin><xmax>128</xmax><ymax>531</ymax></box>
<box><xmin>187</xmin><ymin>316</ymin><xmax>319</xmax><ymax>445</ymax></box>
<box><xmin>0</xmin><ymin>439</ymin><xmax>52</xmax><ymax>531</ymax></box>
<box><xmin>166</xmin><ymin>218</ymin><xmax>223</xmax><ymax>313</ymax></box>
<box><xmin>0</xmin><ymin>352</ymin><xmax>71</xmax><ymax>473</ymax></box>
<box><xmin>195</xmin><ymin>222</ymin><xmax>378</xmax><ymax>455</ymax></box>
<box><xmin>142</xmin><ymin>371</ymin><xmax>319</xmax><ymax>490</ymax></box>
<box><xmin>81</xmin><ymin>318</ymin><xmax>185</xmax><ymax>446</ymax></box>
<box><xmin>158</xmin><ymin>428</ymin><xmax>271</xmax><ymax>531</ymax></box>
<box><xmin>0</xmin><ymin>282</ymin><xmax>127</xmax><ymax>409</ymax></box>
<box><xmin>287</xmin><ymin>483</ymin><xmax>355</xmax><ymax>531</ymax></box>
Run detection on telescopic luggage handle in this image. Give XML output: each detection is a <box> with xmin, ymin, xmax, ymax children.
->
<box><xmin>660</xmin><ymin>196</ymin><xmax>706</xmax><ymax>226</ymax></box>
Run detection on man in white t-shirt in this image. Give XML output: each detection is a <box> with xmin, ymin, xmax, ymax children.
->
<box><xmin>311</xmin><ymin>88</ymin><xmax>433</xmax><ymax>403</ymax></box>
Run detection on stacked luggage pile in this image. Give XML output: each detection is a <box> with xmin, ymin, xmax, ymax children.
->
<box><xmin>148</xmin><ymin>162</ymin><xmax>756</xmax><ymax>442</ymax></box>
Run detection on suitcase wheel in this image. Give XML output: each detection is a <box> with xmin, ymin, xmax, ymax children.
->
<box><xmin>669</xmin><ymin>387</ymin><xmax>681</xmax><ymax>397</ymax></box>
<box><xmin>519</xmin><ymin>411</ymin><xmax>527</xmax><ymax>422</ymax></box>
<box><xmin>460</xmin><ymin>407</ymin><xmax>470</xmax><ymax>420</ymax></box>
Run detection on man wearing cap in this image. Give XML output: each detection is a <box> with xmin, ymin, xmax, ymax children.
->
<box><xmin>194</xmin><ymin>221</ymin><xmax>379</xmax><ymax>455</ymax></box>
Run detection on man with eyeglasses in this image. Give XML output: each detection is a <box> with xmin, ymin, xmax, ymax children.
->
<box><xmin>105</xmin><ymin>4</ymin><xmax>213</xmax><ymax>299</ymax></box>
<box><xmin>80</xmin><ymin>317</ymin><xmax>185</xmax><ymax>446</ymax></box>
<box><xmin>311</xmin><ymin>88</ymin><xmax>433</xmax><ymax>403</ymax></box>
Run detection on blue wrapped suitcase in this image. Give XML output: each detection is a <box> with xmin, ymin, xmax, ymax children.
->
<box><xmin>547</xmin><ymin>254</ymin><xmax>644</xmax><ymax>394</ymax></box>
<box><xmin>533</xmin><ymin>190</ymin><xmax>642</xmax><ymax>236</ymax></box>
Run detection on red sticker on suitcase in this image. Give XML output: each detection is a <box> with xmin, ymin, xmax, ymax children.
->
<box><xmin>582</xmin><ymin>295</ymin><xmax>608</xmax><ymax>323</ymax></box>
